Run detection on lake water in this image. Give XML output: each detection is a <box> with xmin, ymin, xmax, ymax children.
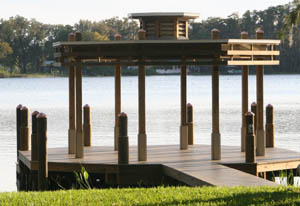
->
<box><xmin>0</xmin><ymin>74</ymin><xmax>300</xmax><ymax>191</ymax></box>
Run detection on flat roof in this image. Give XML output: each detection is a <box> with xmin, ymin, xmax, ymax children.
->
<box><xmin>128</xmin><ymin>12</ymin><xmax>200</xmax><ymax>19</ymax></box>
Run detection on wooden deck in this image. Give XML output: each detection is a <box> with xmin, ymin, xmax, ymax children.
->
<box><xmin>19</xmin><ymin>144</ymin><xmax>300</xmax><ymax>187</ymax></box>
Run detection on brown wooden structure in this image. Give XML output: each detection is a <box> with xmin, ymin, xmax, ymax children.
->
<box><xmin>129</xmin><ymin>12</ymin><xmax>199</xmax><ymax>39</ymax></box>
<box><xmin>16</xmin><ymin>12</ymin><xmax>296</xmax><ymax>191</ymax></box>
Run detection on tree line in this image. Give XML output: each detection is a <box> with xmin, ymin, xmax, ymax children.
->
<box><xmin>0</xmin><ymin>1</ymin><xmax>299</xmax><ymax>75</ymax></box>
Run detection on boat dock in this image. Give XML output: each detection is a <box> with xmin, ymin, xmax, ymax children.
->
<box><xmin>18</xmin><ymin>144</ymin><xmax>300</xmax><ymax>189</ymax></box>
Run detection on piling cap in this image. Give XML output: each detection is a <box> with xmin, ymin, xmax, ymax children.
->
<box><xmin>211</xmin><ymin>29</ymin><xmax>219</xmax><ymax>40</ymax></box>
<box><xmin>256</xmin><ymin>28</ymin><xmax>264</xmax><ymax>34</ymax></box>
<box><xmin>16</xmin><ymin>104</ymin><xmax>23</xmax><ymax>109</ymax></box>
<box><xmin>32</xmin><ymin>111</ymin><xmax>39</xmax><ymax>117</ymax></box>
<box><xmin>21</xmin><ymin>106</ymin><xmax>28</xmax><ymax>111</ymax></box>
<box><xmin>241</xmin><ymin>31</ymin><xmax>248</xmax><ymax>39</ymax></box>
<box><xmin>266</xmin><ymin>104</ymin><xmax>273</xmax><ymax>108</ymax></box>
<box><xmin>246</xmin><ymin>111</ymin><xmax>254</xmax><ymax>117</ymax></box>
<box><xmin>119</xmin><ymin>112</ymin><xmax>127</xmax><ymax>117</ymax></box>
<box><xmin>75</xmin><ymin>31</ymin><xmax>82</xmax><ymax>41</ymax></box>
<box><xmin>138</xmin><ymin>29</ymin><xmax>146</xmax><ymax>40</ymax></box>
<box><xmin>84</xmin><ymin>104</ymin><xmax>90</xmax><ymax>108</ymax></box>
<box><xmin>68</xmin><ymin>33</ymin><xmax>75</xmax><ymax>42</ymax></box>
<box><xmin>211</xmin><ymin>28</ymin><xmax>220</xmax><ymax>33</ymax></box>
<box><xmin>256</xmin><ymin>29</ymin><xmax>264</xmax><ymax>39</ymax></box>
<box><xmin>114</xmin><ymin>33</ymin><xmax>122</xmax><ymax>40</ymax></box>
<box><xmin>187</xmin><ymin>103</ymin><xmax>193</xmax><ymax>108</ymax></box>
<box><xmin>37</xmin><ymin>113</ymin><xmax>47</xmax><ymax>119</ymax></box>
<box><xmin>251</xmin><ymin>102</ymin><xmax>257</xmax><ymax>106</ymax></box>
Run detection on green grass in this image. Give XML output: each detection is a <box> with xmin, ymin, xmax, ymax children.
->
<box><xmin>1</xmin><ymin>186</ymin><xmax>300</xmax><ymax>206</ymax></box>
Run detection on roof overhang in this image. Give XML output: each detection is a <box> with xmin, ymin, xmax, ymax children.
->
<box><xmin>128</xmin><ymin>12</ymin><xmax>200</xmax><ymax>19</ymax></box>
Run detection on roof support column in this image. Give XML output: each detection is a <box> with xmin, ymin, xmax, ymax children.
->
<box><xmin>211</xmin><ymin>29</ymin><xmax>221</xmax><ymax>160</ymax></box>
<box><xmin>138</xmin><ymin>29</ymin><xmax>147</xmax><ymax>161</ymax></box>
<box><xmin>180</xmin><ymin>62</ymin><xmax>188</xmax><ymax>150</ymax></box>
<box><xmin>75</xmin><ymin>32</ymin><xmax>84</xmax><ymax>158</ymax></box>
<box><xmin>256</xmin><ymin>29</ymin><xmax>265</xmax><ymax>156</ymax></box>
<box><xmin>241</xmin><ymin>32</ymin><xmax>249</xmax><ymax>152</ymax></box>
<box><xmin>114</xmin><ymin>34</ymin><xmax>122</xmax><ymax>151</ymax></box>
<box><xmin>68</xmin><ymin>33</ymin><xmax>76</xmax><ymax>154</ymax></box>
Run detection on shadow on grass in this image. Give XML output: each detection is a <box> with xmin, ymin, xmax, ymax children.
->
<box><xmin>133</xmin><ymin>191</ymin><xmax>300</xmax><ymax>206</ymax></box>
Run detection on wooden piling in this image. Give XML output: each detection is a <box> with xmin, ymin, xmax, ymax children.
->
<box><xmin>256</xmin><ymin>29</ymin><xmax>265</xmax><ymax>156</ymax></box>
<box><xmin>138</xmin><ymin>29</ymin><xmax>147</xmax><ymax>161</ymax></box>
<box><xmin>118</xmin><ymin>112</ymin><xmax>129</xmax><ymax>164</ymax></box>
<box><xmin>16</xmin><ymin>104</ymin><xmax>22</xmax><ymax>191</ymax></box>
<box><xmin>68</xmin><ymin>32</ymin><xmax>76</xmax><ymax>154</ymax></box>
<box><xmin>187</xmin><ymin>103</ymin><xmax>194</xmax><ymax>145</ymax></box>
<box><xmin>266</xmin><ymin>104</ymin><xmax>274</xmax><ymax>148</ymax></box>
<box><xmin>251</xmin><ymin>102</ymin><xmax>257</xmax><ymax>133</ymax></box>
<box><xmin>31</xmin><ymin>111</ymin><xmax>39</xmax><ymax>161</ymax></box>
<box><xmin>31</xmin><ymin>111</ymin><xmax>39</xmax><ymax>190</ymax></box>
<box><xmin>114</xmin><ymin>34</ymin><xmax>122</xmax><ymax>151</ymax></box>
<box><xmin>20</xmin><ymin>106</ymin><xmax>30</xmax><ymax>151</ymax></box>
<box><xmin>180</xmin><ymin>61</ymin><xmax>188</xmax><ymax>150</ymax></box>
<box><xmin>16</xmin><ymin>104</ymin><xmax>23</xmax><ymax>155</ymax></box>
<box><xmin>83</xmin><ymin>104</ymin><xmax>92</xmax><ymax>146</ymax></box>
<box><xmin>245</xmin><ymin>112</ymin><xmax>256</xmax><ymax>163</ymax></box>
<box><xmin>211</xmin><ymin>29</ymin><xmax>221</xmax><ymax>160</ymax></box>
<box><xmin>241</xmin><ymin>31</ymin><xmax>249</xmax><ymax>152</ymax></box>
<box><xmin>75</xmin><ymin>31</ymin><xmax>84</xmax><ymax>158</ymax></box>
<box><xmin>37</xmin><ymin>113</ymin><xmax>48</xmax><ymax>191</ymax></box>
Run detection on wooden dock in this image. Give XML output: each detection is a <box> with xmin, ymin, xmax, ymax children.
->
<box><xmin>19</xmin><ymin>144</ymin><xmax>300</xmax><ymax>188</ymax></box>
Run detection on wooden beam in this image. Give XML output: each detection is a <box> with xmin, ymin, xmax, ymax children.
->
<box><xmin>180</xmin><ymin>63</ymin><xmax>188</xmax><ymax>150</ymax></box>
<box><xmin>227</xmin><ymin>60</ymin><xmax>280</xmax><ymax>66</ymax></box>
<box><xmin>227</xmin><ymin>50</ymin><xmax>280</xmax><ymax>55</ymax></box>
<box><xmin>256</xmin><ymin>29</ymin><xmax>265</xmax><ymax>157</ymax></box>
<box><xmin>241</xmin><ymin>32</ymin><xmax>249</xmax><ymax>152</ymax></box>
<box><xmin>211</xmin><ymin>29</ymin><xmax>221</xmax><ymax>160</ymax></box>
<box><xmin>138</xmin><ymin>29</ymin><xmax>147</xmax><ymax>161</ymax></box>
<box><xmin>114</xmin><ymin>34</ymin><xmax>122</xmax><ymax>151</ymax></box>
<box><xmin>68</xmin><ymin>33</ymin><xmax>76</xmax><ymax>155</ymax></box>
<box><xmin>75</xmin><ymin>32</ymin><xmax>84</xmax><ymax>158</ymax></box>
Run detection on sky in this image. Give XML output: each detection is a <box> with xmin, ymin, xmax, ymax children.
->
<box><xmin>0</xmin><ymin>0</ymin><xmax>292</xmax><ymax>25</ymax></box>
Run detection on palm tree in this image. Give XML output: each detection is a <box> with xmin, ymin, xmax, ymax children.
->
<box><xmin>281</xmin><ymin>0</ymin><xmax>300</xmax><ymax>46</ymax></box>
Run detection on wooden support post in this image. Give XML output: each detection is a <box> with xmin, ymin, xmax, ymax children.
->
<box><xmin>114</xmin><ymin>34</ymin><xmax>122</xmax><ymax>151</ymax></box>
<box><xmin>241</xmin><ymin>32</ymin><xmax>249</xmax><ymax>152</ymax></box>
<box><xmin>68</xmin><ymin>33</ymin><xmax>76</xmax><ymax>154</ymax></box>
<box><xmin>245</xmin><ymin>112</ymin><xmax>256</xmax><ymax>163</ymax></box>
<box><xmin>31</xmin><ymin>111</ymin><xmax>39</xmax><ymax>161</ymax></box>
<box><xmin>266</xmin><ymin>104</ymin><xmax>275</xmax><ymax>148</ymax></box>
<box><xmin>16</xmin><ymin>104</ymin><xmax>23</xmax><ymax>155</ymax></box>
<box><xmin>20</xmin><ymin>106</ymin><xmax>30</xmax><ymax>151</ymax></box>
<box><xmin>256</xmin><ymin>29</ymin><xmax>265</xmax><ymax>156</ymax></box>
<box><xmin>31</xmin><ymin>111</ymin><xmax>39</xmax><ymax>191</ymax></box>
<box><xmin>16</xmin><ymin>104</ymin><xmax>22</xmax><ymax>191</ymax></box>
<box><xmin>180</xmin><ymin>62</ymin><xmax>188</xmax><ymax>150</ymax></box>
<box><xmin>211</xmin><ymin>29</ymin><xmax>221</xmax><ymax>160</ymax></box>
<box><xmin>251</xmin><ymin>102</ymin><xmax>257</xmax><ymax>133</ymax></box>
<box><xmin>37</xmin><ymin>113</ymin><xmax>48</xmax><ymax>191</ymax></box>
<box><xmin>187</xmin><ymin>103</ymin><xmax>194</xmax><ymax>145</ymax></box>
<box><xmin>118</xmin><ymin>112</ymin><xmax>129</xmax><ymax>164</ymax></box>
<box><xmin>83</xmin><ymin>104</ymin><xmax>92</xmax><ymax>146</ymax></box>
<box><xmin>138</xmin><ymin>29</ymin><xmax>147</xmax><ymax>161</ymax></box>
<box><xmin>75</xmin><ymin>31</ymin><xmax>84</xmax><ymax>158</ymax></box>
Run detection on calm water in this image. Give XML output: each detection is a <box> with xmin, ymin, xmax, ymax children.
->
<box><xmin>0</xmin><ymin>75</ymin><xmax>300</xmax><ymax>191</ymax></box>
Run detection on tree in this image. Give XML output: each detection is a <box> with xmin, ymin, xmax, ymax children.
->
<box><xmin>0</xmin><ymin>16</ymin><xmax>47</xmax><ymax>73</ymax></box>
<box><xmin>281</xmin><ymin>0</ymin><xmax>300</xmax><ymax>46</ymax></box>
<box><xmin>0</xmin><ymin>41</ymin><xmax>12</xmax><ymax>59</ymax></box>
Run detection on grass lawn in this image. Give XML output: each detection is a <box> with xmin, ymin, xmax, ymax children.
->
<box><xmin>1</xmin><ymin>186</ymin><xmax>300</xmax><ymax>206</ymax></box>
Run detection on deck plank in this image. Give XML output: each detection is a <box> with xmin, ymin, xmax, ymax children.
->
<box><xmin>19</xmin><ymin>144</ymin><xmax>300</xmax><ymax>187</ymax></box>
